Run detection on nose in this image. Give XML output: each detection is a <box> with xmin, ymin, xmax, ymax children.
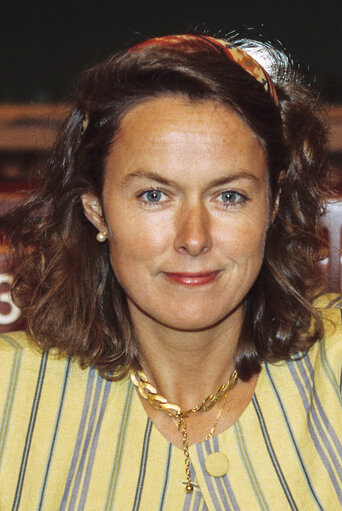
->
<box><xmin>174</xmin><ymin>201</ymin><xmax>212</xmax><ymax>256</ymax></box>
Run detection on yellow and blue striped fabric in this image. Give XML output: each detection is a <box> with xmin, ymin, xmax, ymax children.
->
<box><xmin>0</xmin><ymin>300</ymin><xmax>341</xmax><ymax>510</ymax></box>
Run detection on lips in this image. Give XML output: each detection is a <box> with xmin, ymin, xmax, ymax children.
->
<box><xmin>164</xmin><ymin>271</ymin><xmax>220</xmax><ymax>286</ymax></box>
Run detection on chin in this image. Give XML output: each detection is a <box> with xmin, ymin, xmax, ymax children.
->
<box><xmin>154</xmin><ymin>309</ymin><xmax>232</xmax><ymax>332</ymax></box>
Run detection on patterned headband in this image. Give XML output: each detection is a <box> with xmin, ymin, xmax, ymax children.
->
<box><xmin>81</xmin><ymin>34</ymin><xmax>278</xmax><ymax>134</ymax></box>
<box><xmin>129</xmin><ymin>34</ymin><xmax>279</xmax><ymax>105</ymax></box>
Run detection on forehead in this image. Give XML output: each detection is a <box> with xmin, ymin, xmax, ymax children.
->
<box><xmin>104</xmin><ymin>95</ymin><xmax>267</xmax><ymax>184</ymax></box>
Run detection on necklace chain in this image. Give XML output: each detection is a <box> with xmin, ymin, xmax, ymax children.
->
<box><xmin>130</xmin><ymin>368</ymin><xmax>238</xmax><ymax>492</ymax></box>
<box><xmin>171</xmin><ymin>390</ymin><xmax>229</xmax><ymax>439</ymax></box>
<box><xmin>178</xmin><ymin>417</ymin><xmax>193</xmax><ymax>492</ymax></box>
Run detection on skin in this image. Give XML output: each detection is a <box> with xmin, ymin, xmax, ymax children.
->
<box><xmin>82</xmin><ymin>95</ymin><xmax>274</xmax><ymax>445</ymax></box>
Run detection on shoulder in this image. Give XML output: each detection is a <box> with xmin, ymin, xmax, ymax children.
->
<box><xmin>0</xmin><ymin>330</ymin><xmax>64</xmax><ymax>370</ymax></box>
<box><xmin>273</xmin><ymin>293</ymin><xmax>342</xmax><ymax>402</ymax></box>
<box><xmin>0</xmin><ymin>331</ymin><xmax>42</xmax><ymax>376</ymax></box>
<box><xmin>0</xmin><ymin>331</ymin><xmax>127</xmax><ymax>400</ymax></box>
<box><xmin>313</xmin><ymin>293</ymin><xmax>342</xmax><ymax>359</ymax></box>
<box><xmin>0</xmin><ymin>331</ymin><xmax>86</xmax><ymax>400</ymax></box>
<box><xmin>309</xmin><ymin>293</ymin><xmax>342</xmax><ymax>393</ymax></box>
<box><xmin>313</xmin><ymin>292</ymin><xmax>342</xmax><ymax>311</ymax></box>
<box><xmin>0</xmin><ymin>330</ymin><xmax>32</xmax><ymax>352</ymax></box>
<box><xmin>263</xmin><ymin>294</ymin><xmax>342</xmax><ymax>400</ymax></box>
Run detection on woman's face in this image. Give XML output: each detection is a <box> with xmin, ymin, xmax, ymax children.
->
<box><xmin>83</xmin><ymin>95</ymin><xmax>273</xmax><ymax>332</ymax></box>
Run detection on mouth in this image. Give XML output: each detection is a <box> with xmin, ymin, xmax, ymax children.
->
<box><xmin>163</xmin><ymin>271</ymin><xmax>220</xmax><ymax>286</ymax></box>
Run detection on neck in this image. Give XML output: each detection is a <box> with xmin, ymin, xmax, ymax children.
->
<box><xmin>129</xmin><ymin>302</ymin><xmax>243</xmax><ymax>410</ymax></box>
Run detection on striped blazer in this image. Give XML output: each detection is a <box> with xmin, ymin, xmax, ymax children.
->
<box><xmin>0</xmin><ymin>297</ymin><xmax>341</xmax><ymax>510</ymax></box>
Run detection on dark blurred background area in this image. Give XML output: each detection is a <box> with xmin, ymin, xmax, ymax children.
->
<box><xmin>1</xmin><ymin>0</ymin><xmax>342</xmax><ymax>104</ymax></box>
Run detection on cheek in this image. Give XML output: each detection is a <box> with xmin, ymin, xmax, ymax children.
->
<box><xmin>106</xmin><ymin>212</ymin><xmax>171</xmax><ymax>268</ymax></box>
<box><xmin>218</xmin><ymin>212</ymin><xmax>269</xmax><ymax>259</ymax></box>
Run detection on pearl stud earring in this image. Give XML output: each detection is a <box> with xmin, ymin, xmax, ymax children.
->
<box><xmin>96</xmin><ymin>232</ymin><xmax>107</xmax><ymax>242</ymax></box>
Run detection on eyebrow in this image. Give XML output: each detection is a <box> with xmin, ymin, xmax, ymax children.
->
<box><xmin>120</xmin><ymin>169</ymin><xmax>261</xmax><ymax>188</ymax></box>
<box><xmin>120</xmin><ymin>170</ymin><xmax>177</xmax><ymax>187</ymax></box>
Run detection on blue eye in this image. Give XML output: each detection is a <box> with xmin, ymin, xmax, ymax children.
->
<box><xmin>141</xmin><ymin>189</ymin><xmax>165</xmax><ymax>203</ymax></box>
<box><xmin>220</xmin><ymin>191</ymin><xmax>243</xmax><ymax>203</ymax></box>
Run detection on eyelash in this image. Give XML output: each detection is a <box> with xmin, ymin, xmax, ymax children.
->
<box><xmin>137</xmin><ymin>188</ymin><xmax>248</xmax><ymax>208</ymax></box>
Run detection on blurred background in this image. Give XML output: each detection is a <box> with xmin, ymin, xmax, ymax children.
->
<box><xmin>2</xmin><ymin>0</ymin><xmax>342</xmax><ymax>103</ymax></box>
<box><xmin>0</xmin><ymin>0</ymin><xmax>341</xmax><ymax>329</ymax></box>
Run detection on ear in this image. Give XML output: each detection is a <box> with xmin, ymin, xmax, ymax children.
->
<box><xmin>81</xmin><ymin>193</ymin><xmax>107</xmax><ymax>233</ymax></box>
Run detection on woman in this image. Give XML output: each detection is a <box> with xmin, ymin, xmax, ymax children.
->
<box><xmin>1</xmin><ymin>34</ymin><xmax>341</xmax><ymax>510</ymax></box>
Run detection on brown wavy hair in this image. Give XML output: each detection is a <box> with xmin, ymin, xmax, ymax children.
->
<box><xmin>7</xmin><ymin>34</ymin><xmax>328</xmax><ymax>381</ymax></box>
